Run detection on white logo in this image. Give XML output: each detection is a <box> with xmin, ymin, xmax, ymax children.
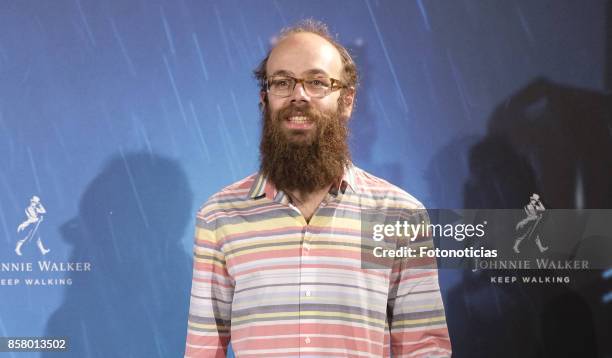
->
<box><xmin>513</xmin><ymin>193</ymin><xmax>549</xmax><ymax>254</ymax></box>
<box><xmin>15</xmin><ymin>196</ymin><xmax>51</xmax><ymax>256</ymax></box>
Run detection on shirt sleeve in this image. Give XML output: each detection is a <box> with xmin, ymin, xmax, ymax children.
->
<box><xmin>387</xmin><ymin>208</ymin><xmax>452</xmax><ymax>358</ymax></box>
<box><xmin>184</xmin><ymin>209</ymin><xmax>234</xmax><ymax>358</ymax></box>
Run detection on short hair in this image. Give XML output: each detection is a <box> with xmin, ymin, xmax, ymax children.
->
<box><xmin>254</xmin><ymin>19</ymin><xmax>359</xmax><ymax>96</ymax></box>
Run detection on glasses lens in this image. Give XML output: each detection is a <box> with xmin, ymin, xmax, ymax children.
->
<box><xmin>304</xmin><ymin>77</ymin><xmax>331</xmax><ymax>97</ymax></box>
<box><xmin>268</xmin><ymin>77</ymin><xmax>294</xmax><ymax>96</ymax></box>
<box><xmin>267</xmin><ymin>76</ymin><xmax>335</xmax><ymax>97</ymax></box>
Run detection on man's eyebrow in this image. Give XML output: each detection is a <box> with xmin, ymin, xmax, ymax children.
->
<box><xmin>269</xmin><ymin>70</ymin><xmax>295</xmax><ymax>77</ymax></box>
<box><xmin>303</xmin><ymin>69</ymin><xmax>330</xmax><ymax>77</ymax></box>
<box><xmin>269</xmin><ymin>69</ymin><xmax>331</xmax><ymax>77</ymax></box>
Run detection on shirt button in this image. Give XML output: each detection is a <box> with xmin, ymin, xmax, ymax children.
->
<box><xmin>305</xmin><ymin>290</ymin><xmax>311</xmax><ymax>297</ymax></box>
<box><xmin>305</xmin><ymin>337</ymin><xmax>311</xmax><ymax>344</ymax></box>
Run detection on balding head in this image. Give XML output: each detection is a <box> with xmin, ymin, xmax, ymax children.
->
<box><xmin>266</xmin><ymin>32</ymin><xmax>344</xmax><ymax>83</ymax></box>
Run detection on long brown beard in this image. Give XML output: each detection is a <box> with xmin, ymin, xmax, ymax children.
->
<box><xmin>259</xmin><ymin>102</ymin><xmax>351</xmax><ymax>194</ymax></box>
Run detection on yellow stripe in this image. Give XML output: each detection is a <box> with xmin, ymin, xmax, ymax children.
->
<box><xmin>230</xmin><ymin>243</ymin><xmax>363</xmax><ymax>258</ymax></box>
<box><xmin>231</xmin><ymin>311</ymin><xmax>385</xmax><ymax>326</ymax></box>
<box><xmin>193</xmin><ymin>257</ymin><xmax>226</xmax><ymax>270</ymax></box>
<box><xmin>394</xmin><ymin>315</ymin><xmax>447</xmax><ymax>326</ymax></box>
<box><xmin>215</xmin><ymin>216</ymin><xmax>363</xmax><ymax>237</ymax></box>
<box><xmin>229</xmin><ymin>237</ymin><xmax>302</xmax><ymax>250</ymax></box>
<box><xmin>214</xmin><ymin>217</ymin><xmax>298</xmax><ymax>236</ymax></box>
<box><xmin>223</xmin><ymin>230</ymin><xmax>366</xmax><ymax>252</ymax></box>
<box><xmin>188</xmin><ymin>322</ymin><xmax>227</xmax><ymax>330</ymax></box>
<box><xmin>252</xmin><ymin>175</ymin><xmax>265</xmax><ymax>197</ymax></box>
<box><xmin>232</xmin><ymin>296</ymin><xmax>386</xmax><ymax>311</ymax></box>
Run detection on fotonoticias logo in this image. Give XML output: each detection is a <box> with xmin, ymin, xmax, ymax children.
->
<box><xmin>15</xmin><ymin>195</ymin><xmax>51</xmax><ymax>256</ymax></box>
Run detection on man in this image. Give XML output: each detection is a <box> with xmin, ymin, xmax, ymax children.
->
<box><xmin>185</xmin><ymin>20</ymin><xmax>451</xmax><ymax>357</ymax></box>
<box><xmin>16</xmin><ymin>195</ymin><xmax>50</xmax><ymax>256</ymax></box>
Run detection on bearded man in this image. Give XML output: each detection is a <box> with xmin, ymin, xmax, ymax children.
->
<box><xmin>185</xmin><ymin>19</ymin><xmax>451</xmax><ymax>358</ymax></box>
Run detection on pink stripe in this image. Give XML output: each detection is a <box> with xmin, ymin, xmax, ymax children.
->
<box><xmin>219</xmin><ymin>226</ymin><xmax>301</xmax><ymax>244</ymax></box>
<box><xmin>231</xmin><ymin>322</ymin><xmax>385</xmax><ymax>346</ymax></box>
<box><xmin>229</xmin><ymin>248</ymin><xmax>370</xmax><ymax>267</ymax></box>
<box><xmin>207</xmin><ymin>204</ymin><xmax>282</xmax><ymax>221</ymax></box>
<box><xmin>229</xmin><ymin>248</ymin><xmax>300</xmax><ymax>265</ymax></box>
<box><xmin>191</xmin><ymin>277</ymin><xmax>232</xmax><ymax>289</ymax></box>
<box><xmin>398</xmin><ymin>269</ymin><xmax>437</xmax><ymax>284</ymax></box>
<box><xmin>390</xmin><ymin>328</ymin><xmax>450</xmax><ymax>342</ymax></box>
<box><xmin>234</xmin><ymin>263</ymin><xmax>389</xmax><ymax>279</ymax></box>
<box><xmin>232</xmin><ymin>335</ymin><xmax>384</xmax><ymax>354</ymax></box>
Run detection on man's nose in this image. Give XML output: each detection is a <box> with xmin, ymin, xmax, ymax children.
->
<box><xmin>290</xmin><ymin>82</ymin><xmax>310</xmax><ymax>104</ymax></box>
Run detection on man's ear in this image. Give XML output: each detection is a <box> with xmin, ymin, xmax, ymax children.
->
<box><xmin>340</xmin><ymin>87</ymin><xmax>356</xmax><ymax>120</ymax></box>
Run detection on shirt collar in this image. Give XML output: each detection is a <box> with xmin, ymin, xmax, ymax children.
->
<box><xmin>248</xmin><ymin>163</ymin><xmax>357</xmax><ymax>202</ymax></box>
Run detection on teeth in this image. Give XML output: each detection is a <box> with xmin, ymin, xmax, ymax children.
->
<box><xmin>288</xmin><ymin>116</ymin><xmax>311</xmax><ymax>123</ymax></box>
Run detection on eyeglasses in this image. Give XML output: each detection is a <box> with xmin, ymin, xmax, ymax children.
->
<box><xmin>265</xmin><ymin>75</ymin><xmax>346</xmax><ymax>98</ymax></box>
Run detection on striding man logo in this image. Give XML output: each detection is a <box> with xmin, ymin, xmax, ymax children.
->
<box><xmin>15</xmin><ymin>195</ymin><xmax>51</xmax><ymax>256</ymax></box>
<box><xmin>513</xmin><ymin>193</ymin><xmax>549</xmax><ymax>254</ymax></box>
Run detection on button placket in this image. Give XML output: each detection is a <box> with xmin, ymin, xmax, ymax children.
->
<box><xmin>302</xmin><ymin>228</ymin><xmax>310</xmax><ymax>255</ymax></box>
<box><xmin>299</xmin><ymin>225</ymin><xmax>308</xmax><ymax>354</ymax></box>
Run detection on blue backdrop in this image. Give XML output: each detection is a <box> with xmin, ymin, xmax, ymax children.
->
<box><xmin>1</xmin><ymin>1</ymin><xmax>610</xmax><ymax>357</ymax></box>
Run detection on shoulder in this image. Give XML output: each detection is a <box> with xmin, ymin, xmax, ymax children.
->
<box><xmin>351</xmin><ymin>166</ymin><xmax>426</xmax><ymax>210</ymax></box>
<box><xmin>196</xmin><ymin>173</ymin><xmax>258</xmax><ymax>221</ymax></box>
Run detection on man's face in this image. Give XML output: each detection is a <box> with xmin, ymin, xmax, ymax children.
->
<box><xmin>262</xmin><ymin>32</ymin><xmax>350</xmax><ymax>143</ymax></box>
<box><xmin>258</xmin><ymin>32</ymin><xmax>354</xmax><ymax>193</ymax></box>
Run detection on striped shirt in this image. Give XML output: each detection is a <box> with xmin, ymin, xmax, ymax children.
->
<box><xmin>185</xmin><ymin>165</ymin><xmax>451</xmax><ymax>357</ymax></box>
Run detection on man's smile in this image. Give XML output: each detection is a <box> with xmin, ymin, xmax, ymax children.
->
<box><xmin>283</xmin><ymin>114</ymin><xmax>314</xmax><ymax>130</ymax></box>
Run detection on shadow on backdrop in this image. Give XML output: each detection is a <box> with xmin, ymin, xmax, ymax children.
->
<box><xmin>348</xmin><ymin>40</ymin><xmax>403</xmax><ymax>185</ymax></box>
<box><xmin>440</xmin><ymin>77</ymin><xmax>612</xmax><ymax>358</ymax></box>
<box><xmin>42</xmin><ymin>152</ymin><xmax>193</xmax><ymax>357</ymax></box>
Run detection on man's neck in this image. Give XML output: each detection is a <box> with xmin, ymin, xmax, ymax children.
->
<box><xmin>285</xmin><ymin>184</ymin><xmax>333</xmax><ymax>222</ymax></box>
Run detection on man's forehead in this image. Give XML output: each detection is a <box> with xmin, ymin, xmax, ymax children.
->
<box><xmin>266</xmin><ymin>32</ymin><xmax>343</xmax><ymax>77</ymax></box>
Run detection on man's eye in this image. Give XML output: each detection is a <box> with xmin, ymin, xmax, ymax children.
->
<box><xmin>272</xmin><ymin>80</ymin><xmax>289</xmax><ymax>88</ymax></box>
<box><xmin>308</xmin><ymin>79</ymin><xmax>329</xmax><ymax>88</ymax></box>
